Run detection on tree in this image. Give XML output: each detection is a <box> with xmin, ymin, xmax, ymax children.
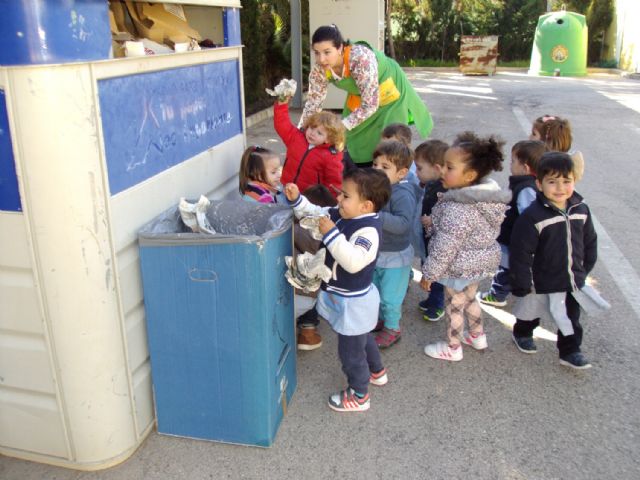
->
<box><xmin>559</xmin><ymin>0</ymin><xmax>614</xmax><ymax>64</ymax></box>
<box><xmin>387</xmin><ymin>0</ymin><xmax>610</xmax><ymax>63</ymax></box>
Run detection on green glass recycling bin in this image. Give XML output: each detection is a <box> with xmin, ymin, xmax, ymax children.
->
<box><xmin>529</xmin><ymin>11</ymin><xmax>587</xmax><ymax>77</ymax></box>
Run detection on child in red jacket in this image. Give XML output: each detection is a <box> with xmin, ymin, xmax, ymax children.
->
<box><xmin>274</xmin><ymin>98</ymin><xmax>345</xmax><ymax>198</ymax></box>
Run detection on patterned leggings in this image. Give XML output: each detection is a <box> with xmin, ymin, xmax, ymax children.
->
<box><xmin>445</xmin><ymin>283</ymin><xmax>483</xmax><ymax>347</ymax></box>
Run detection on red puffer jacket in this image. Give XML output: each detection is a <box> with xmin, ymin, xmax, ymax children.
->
<box><xmin>274</xmin><ymin>102</ymin><xmax>343</xmax><ymax>197</ymax></box>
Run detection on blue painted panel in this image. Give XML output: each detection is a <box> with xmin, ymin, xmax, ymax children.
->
<box><xmin>0</xmin><ymin>90</ymin><xmax>21</xmax><ymax>212</ymax></box>
<box><xmin>223</xmin><ymin>8</ymin><xmax>242</xmax><ymax>46</ymax></box>
<box><xmin>0</xmin><ymin>0</ymin><xmax>111</xmax><ymax>65</ymax></box>
<box><xmin>138</xmin><ymin>224</ymin><xmax>295</xmax><ymax>446</ymax></box>
<box><xmin>98</xmin><ymin>61</ymin><xmax>243</xmax><ymax>195</ymax></box>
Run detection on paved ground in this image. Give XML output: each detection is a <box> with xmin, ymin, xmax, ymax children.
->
<box><xmin>3</xmin><ymin>70</ymin><xmax>640</xmax><ymax>479</ymax></box>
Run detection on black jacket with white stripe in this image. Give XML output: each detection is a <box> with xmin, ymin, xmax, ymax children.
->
<box><xmin>509</xmin><ymin>191</ymin><xmax>597</xmax><ymax>295</ymax></box>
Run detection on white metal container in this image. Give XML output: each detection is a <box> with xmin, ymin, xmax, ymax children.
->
<box><xmin>0</xmin><ymin>2</ymin><xmax>245</xmax><ymax>470</ymax></box>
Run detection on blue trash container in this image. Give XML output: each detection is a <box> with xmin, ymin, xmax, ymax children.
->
<box><xmin>138</xmin><ymin>200</ymin><xmax>296</xmax><ymax>447</ymax></box>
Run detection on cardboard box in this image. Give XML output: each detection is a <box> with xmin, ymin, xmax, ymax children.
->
<box><xmin>109</xmin><ymin>5</ymin><xmax>134</xmax><ymax>58</ymax></box>
<box><xmin>125</xmin><ymin>1</ymin><xmax>201</xmax><ymax>46</ymax></box>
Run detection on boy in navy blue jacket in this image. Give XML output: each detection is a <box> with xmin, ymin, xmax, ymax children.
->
<box><xmin>509</xmin><ymin>152</ymin><xmax>598</xmax><ymax>369</ymax></box>
<box><xmin>285</xmin><ymin>168</ymin><xmax>392</xmax><ymax>411</ymax></box>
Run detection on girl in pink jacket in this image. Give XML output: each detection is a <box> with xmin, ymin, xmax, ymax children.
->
<box><xmin>420</xmin><ymin>132</ymin><xmax>510</xmax><ymax>362</ymax></box>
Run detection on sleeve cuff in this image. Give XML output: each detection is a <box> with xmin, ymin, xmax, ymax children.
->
<box><xmin>323</xmin><ymin>226</ymin><xmax>340</xmax><ymax>247</ymax></box>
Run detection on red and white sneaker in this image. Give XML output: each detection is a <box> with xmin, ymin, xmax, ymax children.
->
<box><xmin>424</xmin><ymin>341</ymin><xmax>463</xmax><ymax>361</ymax></box>
<box><xmin>461</xmin><ymin>331</ymin><xmax>488</xmax><ymax>350</ymax></box>
<box><xmin>369</xmin><ymin>368</ymin><xmax>388</xmax><ymax>386</ymax></box>
<box><xmin>328</xmin><ymin>388</ymin><xmax>370</xmax><ymax>412</ymax></box>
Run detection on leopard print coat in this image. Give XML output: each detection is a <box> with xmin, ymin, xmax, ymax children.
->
<box><xmin>422</xmin><ymin>177</ymin><xmax>511</xmax><ymax>282</ymax></box>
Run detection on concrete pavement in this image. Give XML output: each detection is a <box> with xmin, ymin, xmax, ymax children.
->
<box><xmin>2</xmin><ymin>70</ymin><xmax>640</xmax><ymax>480</ymax></box>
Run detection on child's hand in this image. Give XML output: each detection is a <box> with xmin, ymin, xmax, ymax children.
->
<box><xmin>420</xmin><ymin>276</ymin><xmax>432</xmax><ymax>291</ymax></box>
<box><xmin>277</xmin><ymin>95</ymin><xmax>292</xmax><ymax>105</ymax></box>
<box><xmin>421</xmin><ymin>214</ymin><xmax>432</xmax><ymax>228</ymax></box>
<box><xmin>284</xmin><ymin>183</ymin><xmax>300</xmax><ymax>201</ymax></box>
<box><xmin>318</xmin><ymin>216</ymin><xmax>335</xmax><ymax>235</ymax></box>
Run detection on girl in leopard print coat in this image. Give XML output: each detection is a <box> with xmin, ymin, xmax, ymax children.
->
<box><xmin>420</xmin><ymin>132</ymin><xmax>511</xmax><ymax>362</ymax></box>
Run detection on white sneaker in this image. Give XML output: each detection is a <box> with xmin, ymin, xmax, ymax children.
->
<box><xmin>369</xmin><ymin>368</ymin><xmax>388</xmax><ymax>386</ymax></box>
<box><xmin>424</xmin><ymin>341</ymin><xmax>463</xmax><ymax>361</ymax></box>
<box><xmin>461</xmin><ymin>331</ymin><xmax>488</xmax><ymax>350</ymax></box>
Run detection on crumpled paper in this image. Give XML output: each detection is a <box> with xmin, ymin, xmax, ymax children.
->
<box><xmin>179</xmin><ymin>195</ymin><xmax>216</xmax><ymax>234</ymax></box>
<box><xmin>266</xmin><ymin>78</ymin><xmax>297</xmax><ymax>102</ymax></box>
<box><xmin>285</xmin><ymin>248</ymin><xmax>332</xmax><ymax>293</ymax></box>
<box><xmin>299</xmin><ymin>215</ymin><xmax>327</xmax><ymax>241</ymax></box>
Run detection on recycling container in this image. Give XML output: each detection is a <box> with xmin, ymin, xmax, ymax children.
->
<box><xmin>529</xmin><ymin>10</ymin><xmax>588</xmax><ymax>77</ymax></box>
<box><xmin>138</xmin><ymin>200</ymin><xmax>297</xmax><ymax>447</ymax></box>
<box><xmin>460</xmin><ymin>35</ymin><xmax>499</xmax><ymax>75</ymax></box>
<box><xmin>0</xmin><ymin>0</ymin><xmax>244</xmax><ymax>470</ymax></box>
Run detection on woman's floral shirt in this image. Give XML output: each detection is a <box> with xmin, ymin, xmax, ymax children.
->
<box><xmin>299</xmin><ymin>43</ymin><xmax>379</xmax><ymax>131</ymax></box>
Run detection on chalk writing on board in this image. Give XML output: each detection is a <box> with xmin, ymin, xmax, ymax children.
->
<box><xmin>99</xmin><ymin>60</ymin><xmax>243</xmax><ymax>195</ymax></box>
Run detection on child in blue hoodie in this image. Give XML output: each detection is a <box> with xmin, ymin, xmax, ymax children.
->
<box><xmin>371</xmin><ymin>140</ymin><xmax>417</xmax><ymax>348</ymax></box>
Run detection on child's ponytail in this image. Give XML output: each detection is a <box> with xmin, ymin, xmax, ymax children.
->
<box><xmin>544</xmin><ymin>118</ymin><xmax>572</xmax><ymax>152</ymax></box>
<box><xmin>453</xmin><ymin>131</ymin><xmax>504</xmax><ymax>182</ymax></box>
<box><xmin>239</xmin><ymin>145</ymin><xmax>277</xmax><ymax>194</ymax></box>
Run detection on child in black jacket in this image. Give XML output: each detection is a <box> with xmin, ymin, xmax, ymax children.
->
<box><xmin>478</xmin><ymin>140</ymin><xmax>545</xmax><ymax>307</ymax></box>
<box><xmin>509</xmin><ymin>152</ymin><xmax>598</xmax><ymax>369</ymax></box>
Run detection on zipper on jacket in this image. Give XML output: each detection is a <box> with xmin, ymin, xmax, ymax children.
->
<box><xmin>564</xmin><ymin>203</ymin><xmax>581</xmax><ymax>292</ymax></box>
<box><xmin>293</xmin><ymin>148</ymin><xmax>313</xmax><ymax>184</ymax></box>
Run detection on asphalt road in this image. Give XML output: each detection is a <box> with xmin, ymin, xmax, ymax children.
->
<box><xmin>2</xmin><ymin>70</ymin><xmax>639</xmax><ymax>480</ymax></box>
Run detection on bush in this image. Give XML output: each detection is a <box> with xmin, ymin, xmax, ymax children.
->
<box><xmin>240</xmin><ymin>0</ymin><xmax>309</xmax><ymax>115</ymax></box>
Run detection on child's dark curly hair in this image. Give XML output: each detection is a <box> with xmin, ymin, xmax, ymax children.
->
<box><xmin>452</xmin><ymin>131</ymin><xmax>504</xmax><ymax>183</ymax></box>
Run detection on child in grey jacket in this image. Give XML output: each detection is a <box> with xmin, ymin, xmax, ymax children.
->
<box><xmin>371</xmin><ymin>140</ymin><xmax>418</xmax><ymax>348</ymax></box>
<box><xmin>420</xmin><ymin>132</ymin><xmax>510</xmax><ymax>361</ymax></box>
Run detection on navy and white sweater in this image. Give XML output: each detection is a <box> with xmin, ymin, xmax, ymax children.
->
<box><xmin>510</xmin><ymin>191</ymin><xmax>597</xmax><ymax>295</ymax></box>
<box><xmin>290</xmin><ymin>195</ymin><xmax>381</xmax><ymax>297</ymax></box>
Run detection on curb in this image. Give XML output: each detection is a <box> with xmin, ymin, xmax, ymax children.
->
<box><xmin>245</xmin><ymin>107</ymin><xmax>274</xmax><ymax>129</ymax></box>
<box><xmin>245</xmin><ymin>67</ymin><xmax>638</xmax><ymax>128</ymax></box>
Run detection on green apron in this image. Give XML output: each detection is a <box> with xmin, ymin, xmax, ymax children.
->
<box><xmin>330</xmin><ymin>41</ymin><xmax>434</xmax><ymax>164</ymax></box>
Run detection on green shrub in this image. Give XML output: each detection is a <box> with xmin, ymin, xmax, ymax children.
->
<box><xmin>240</xmin><ymin>0</ymin><xmax>309</xmax><ymax>115</ymax></box>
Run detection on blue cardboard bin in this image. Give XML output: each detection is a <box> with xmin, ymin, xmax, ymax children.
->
<box><xmin>138</xmin><ymin>200</ymin><xmax>296</xmax><ymax>447</ymax></box>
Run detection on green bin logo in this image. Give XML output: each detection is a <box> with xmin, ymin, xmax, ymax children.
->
<box><xmin>551</xmin><ymin>45</ymin><xmax>569</xmax><ymax>63</ymax></box>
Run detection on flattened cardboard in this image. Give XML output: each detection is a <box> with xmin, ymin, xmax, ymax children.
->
<box><xmin>125</xmin><ymin>2</ymin><xmax>202</xmax><ymax>46</ymax></box>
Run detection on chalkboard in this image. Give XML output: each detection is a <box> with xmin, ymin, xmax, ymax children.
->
<box><xmin>98</xmin><ymin>60</ymin><xmax>243</xmax><ymax>195</ymax></box>
<box><xmin>0</xmin><ymin>89</ymin><xmax>21</xmax><ymax>212</ymax></box>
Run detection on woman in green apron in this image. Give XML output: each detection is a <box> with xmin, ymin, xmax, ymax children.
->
<box><xmin>299</xmin><ymin>25</ymin><xmax>434</xmax><ymax>167</ymax></box>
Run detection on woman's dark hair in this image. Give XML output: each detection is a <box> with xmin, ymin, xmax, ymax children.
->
<box><xmin>343</xmin><ymin>168</ymin><xmax>390</xmax><ymax>212</ymax></box>
<box><xmin>311</xmin><ymin>25</ymin><xmax>348</xmax><ymax>48</ymax></box>
<box><xmin>536</xmin><ymin>151</ymin><xmax>574</xmax><ymax>181</ymax></box>
<box><xmin>452</xmin><ymin>131</ymin><xmax>504</xmax><ymax>183</ymax></box>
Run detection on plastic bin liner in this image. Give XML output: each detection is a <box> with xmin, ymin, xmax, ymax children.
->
<box><xmin>138</xmin><ymin>199</ymin><xmax>292</xmax><ymax>244</ymax></box>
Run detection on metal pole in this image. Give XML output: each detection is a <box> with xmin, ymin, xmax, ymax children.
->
<box><xmin>290</xmin><ymin>0</ymin><xmax>303</xmax><ymax>108</ymax></box>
